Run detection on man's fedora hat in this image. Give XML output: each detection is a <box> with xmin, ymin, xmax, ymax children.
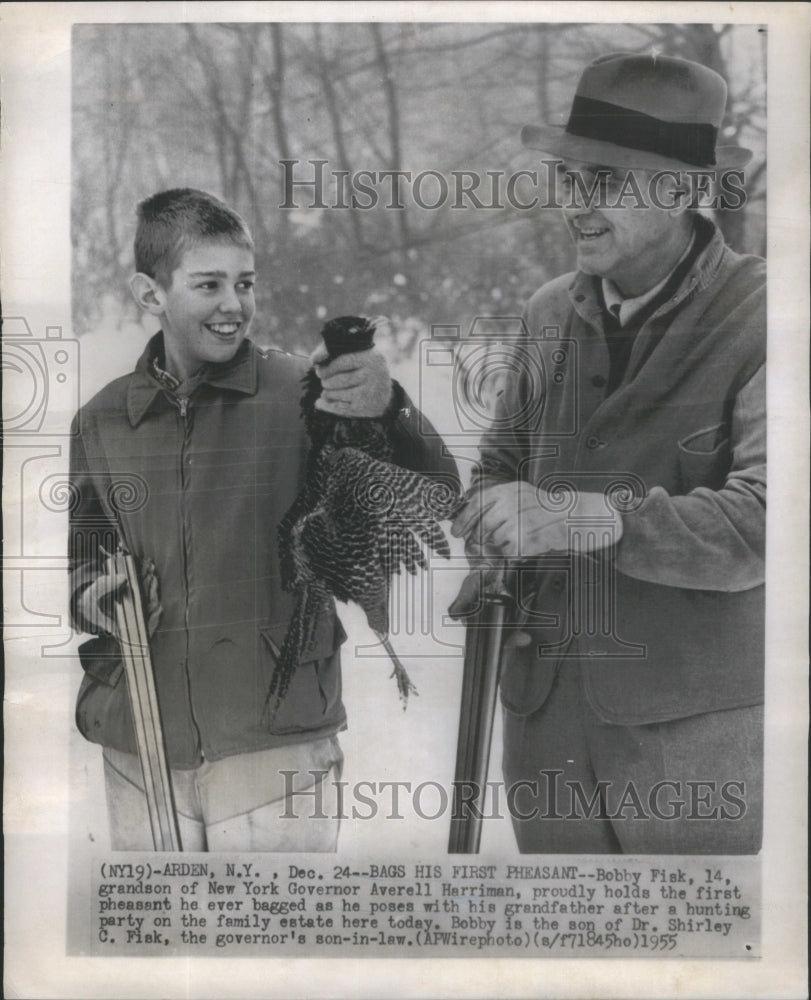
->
<box><xmin>522</xmin><ymin>52</ymin><xmax>752</xmax><ymax>172</ymax></box>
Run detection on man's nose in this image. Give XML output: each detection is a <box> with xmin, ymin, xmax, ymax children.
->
<box><xmin>563</xmin><ymin>178</ymin><xmax>591</xmax><ymax>212</ymax></box>
<box><xmin>562</xmin><ymin>201</ymin><xmax>593</xmax><ymax>224</ymax></box>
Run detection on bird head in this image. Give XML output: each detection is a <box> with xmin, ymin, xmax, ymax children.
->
<box><xmin>320</xmin><ymin>315</ymin><xmax>376</xmax><ymax>360</ymax></box>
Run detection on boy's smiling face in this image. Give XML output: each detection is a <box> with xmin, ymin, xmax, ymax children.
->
<box><xmin>153</xmin><ymin>242</ymin><xmax>256</xmax><ymax>379</ymax></box>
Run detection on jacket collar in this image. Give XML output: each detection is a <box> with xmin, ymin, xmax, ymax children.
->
<box><xmin>127</xmin><ymin>332</ymin><xmax>258</xmax><ymax>426</ymax></box>
<box><xmin>601</xmin><ymin>229</ymin><xmax>697</xmax><ymax>327</ymax></box>
<box><xmin>568</xmin><ymin>214</ymin><xmax>726</xmax><ymax>327</ymax></box>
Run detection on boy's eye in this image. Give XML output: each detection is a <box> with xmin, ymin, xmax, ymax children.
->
<box><xmin>192</xmin><ymin>278</ymin><xmax>254</xmax><ymax>292</ymax></box>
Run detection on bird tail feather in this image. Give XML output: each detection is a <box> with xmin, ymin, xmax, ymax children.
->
<box><xmin>265</xmin><ymin>582</ymin><xmax>328</xmax><ymax>720</ymax></box>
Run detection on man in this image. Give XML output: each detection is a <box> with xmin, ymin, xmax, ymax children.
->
<box><xmin>452</xmin><ymin>53</ymin><xmax>765</xmax><ymax>854</ymax></box>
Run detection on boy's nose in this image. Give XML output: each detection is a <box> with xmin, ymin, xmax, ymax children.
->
<box><xmin>218</xmin><ymin>288</ymin><xmax>242</xmax><ymax>313</ymax></box>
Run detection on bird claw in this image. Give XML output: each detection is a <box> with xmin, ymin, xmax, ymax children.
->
<box><xmin>391</xmin><ymin>663</ymin><xmax>419</xmax><ymax>707</ymax></box>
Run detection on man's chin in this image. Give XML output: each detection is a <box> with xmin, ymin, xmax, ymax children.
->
<box><xmin>576</xmin><ymin>242</ymin><xmax>622</xmax><ymax>274</ymax></box>
<box><xmin>576</xmin><ymin>256</ymin><xmax>608</xmax><ymax>277</ymax></box>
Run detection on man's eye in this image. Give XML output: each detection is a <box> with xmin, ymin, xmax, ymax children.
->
<box><xmin>238</xmin><ymin>281</ymin><xmax>255</xmax><ymax>291</ymax></box>
<box><xmin>196</xmin><ymin>282</ymin><xmax>218</xmax><ymax>290</ymax></box>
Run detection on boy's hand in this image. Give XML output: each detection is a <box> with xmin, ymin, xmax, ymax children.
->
<box><xmin>140</xmin><ymin>558</ymin><xmax>163</xmax><ymax>637</ymax></box>
<box><xmin>311</xmin><ymin>346</ymin><xmax>394</xmax><ymax>418</ymax></box>
<box><xmin>77</xmin><ymin>563</ymin><xmax>127</xmax><ymax>635</ymax></box>
<box><xmin>77</xmin><ymin>557</ymin><xmax>162</xmax><ymax>637</ymax></box>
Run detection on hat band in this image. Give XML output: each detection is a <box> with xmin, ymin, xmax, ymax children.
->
<box><xmin>566</xmin><ymin>95</ymin><xmax>718</xmax><ymax>167</ymax></box>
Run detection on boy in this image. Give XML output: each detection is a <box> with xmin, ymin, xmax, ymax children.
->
<box><xmin>70</xmin><ymin>188</ymin><xmax>456</xmax><ymax>852</ymax></box>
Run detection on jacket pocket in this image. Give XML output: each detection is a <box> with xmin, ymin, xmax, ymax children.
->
<box><xmin>75</xmin><ymin>635</ymin><xmax>132</xmax><ymax>747</ymax></box>
<box><xmin>677</xmin><ymin>423</ymin><xmax>731</xmax><ymax>493</ymax></box>
<box><xmin>498</xmin><ymin>579</ymin><xmax>565</xmax><ymax>717</ymax></box>
<box><xmin>499</xmin><ymin>633</ymin><xmax>558</xmax><ymax>717</ymax></box>
<box><xmin>259</xmin><ymin>617</ymin><xmax>347</xmax><ymax>732</ymax></box>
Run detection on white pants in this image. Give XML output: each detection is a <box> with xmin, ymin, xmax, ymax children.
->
<box><xmin>102</xmin><ymin>736</ymin><xmax>344</xmax><ymax>852</ymax></box>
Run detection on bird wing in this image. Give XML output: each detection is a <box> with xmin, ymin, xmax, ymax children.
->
<box><xmin>320</xmin><ymin>445</ymin><xmax>461</xmax><ymax>569</ymax></box>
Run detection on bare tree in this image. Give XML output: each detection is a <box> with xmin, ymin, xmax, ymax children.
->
<box><xmin>184</xmin><ymin>25</ymin><xmax>270</xmax><ymax>246</ymax></box>
<box><xmin>310</xmin><ymin>24</ymin><xmax>368</xmax><ymax>251</ymax></box>
<box><xmin>264</xmin><ymin>24</ymin><xmax>293</xmax><ymax>242</ymax></box>
<box><xmin>369</xmin><ymin>23</ymin><xmax>410</xmax><ymax>249</ymax></box>
<box><xmin>72</xmin><ymin>22</ymin><xmax>766</xmax><ymax>346</ymax></box>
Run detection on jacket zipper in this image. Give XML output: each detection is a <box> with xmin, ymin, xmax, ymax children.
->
<box><xmin>177</xmin><ymin>394</ymin><xmax>205</xmax><ymax>759</ymax></box>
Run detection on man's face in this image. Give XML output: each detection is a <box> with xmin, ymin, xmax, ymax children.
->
<box><xmin>156</xmin><ymin>242</ymin><xmax>256</xmax><ymax>378</ymax></box>
<box><xmin>557</xmin><ymin>160</ymin><xmax>684</xmax><ymax>295</ymax></box>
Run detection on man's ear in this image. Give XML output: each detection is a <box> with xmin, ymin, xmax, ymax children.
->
<box><xmin>129</xmin><ymin>272</ymin><xmax>167</xmax><ymax>315</ymax></box>
<box><xmin>658</xmin><ymin>173</ymin><xmax>692</xmax><ymax>219</ymax></box>
<box><xmin>670</xmin><ymin>190</ymin><xmax>692</xmax><ymax>220</ymax></box>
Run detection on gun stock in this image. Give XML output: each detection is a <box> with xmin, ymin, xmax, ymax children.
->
<box><xmin>112</xmin><ymin>549</ymin><xmax>181</xmax><ymax>852</ymax></box>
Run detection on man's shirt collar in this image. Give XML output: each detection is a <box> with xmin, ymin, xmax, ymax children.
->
<box><xmin>566</xmin><ymin>214</ymin><xmax>724</xmax><ymax>327</ymax></box>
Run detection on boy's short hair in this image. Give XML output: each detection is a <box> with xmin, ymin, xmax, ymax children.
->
<box><xmin>134</xmin><ymin>188</ymin><xmax>254</xmax><ymax>288</ymax></box>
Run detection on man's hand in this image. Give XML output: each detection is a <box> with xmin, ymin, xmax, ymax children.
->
<box><xmin>311</xmin><ymin>344</ymin><xmax>393</xmax><ymax>418</ymax></box>
<box><xmin>451</xmin><ymin>481</ymin><xmax>623</xmax><ymax>559</ymax></box>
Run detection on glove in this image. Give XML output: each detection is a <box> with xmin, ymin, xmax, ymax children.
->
<box><xmin>310</xmin><ymin>345</ymin><xmax>394</xmax><ymax>418</ymax></box>
<box><xmin>451</xmin><ymin>481</ymin><xmax>623</xmax><ymax>559</ymax></box>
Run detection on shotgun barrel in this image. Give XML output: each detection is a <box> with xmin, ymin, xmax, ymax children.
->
<box><xmin>112</xmin><ymin>549</ymin><xmax>181</xmax><ymax>852</ymax></box>
<box><xmin>448</xmin><ymin>570</ymin><xmax>511</xmax><ymax>854</ymax></box>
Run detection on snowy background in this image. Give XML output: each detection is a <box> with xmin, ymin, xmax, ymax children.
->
<box><xmin>7</xmin><ymin>20</ymin><xmax>767</xmax><ymax>857</ymax></box>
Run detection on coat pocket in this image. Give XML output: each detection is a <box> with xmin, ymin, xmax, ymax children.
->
<box><xmin>499</xmin><ymin>633</ymin><xmax>558</xmax><ymax>717</ymax></box>
<box><xmin>498</xmin><ymin>579</ymin><xmax>564</xmax><ymax>717</ymax></box>
<box><xmin>677</xmin><ymin>423</ymin><xmax>731</xmax><ymax>493</ymax></box>
<box><xmin>75</xmin><ymin>635</ymin><xmax>133</xmax><ymax>748</ymax></box>
<box><xmin>259</xmin><ymin>617</ymin><xmax>347</xmax><ymax>732</ymax></box>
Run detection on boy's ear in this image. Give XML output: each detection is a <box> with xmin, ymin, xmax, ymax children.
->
<box><xmin>129</xmin><ymin>272</ymin><xmax>167</xmax><ymax>315</ymax></box>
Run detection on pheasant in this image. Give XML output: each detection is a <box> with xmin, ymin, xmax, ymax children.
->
<box><xmin>270</xmin><ymin>316</ymin><xmax>461</xmax><ymax>715</ymax></box>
